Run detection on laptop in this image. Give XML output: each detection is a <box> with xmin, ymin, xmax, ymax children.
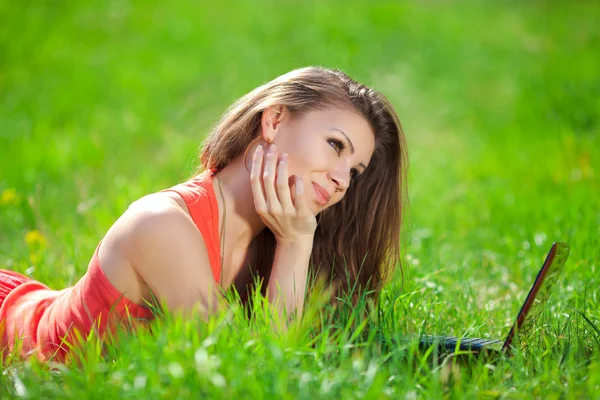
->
<box><xmin>419</xmin><ymin>241</ymin><xmax>571</xmax><ymax>357</ymax></box>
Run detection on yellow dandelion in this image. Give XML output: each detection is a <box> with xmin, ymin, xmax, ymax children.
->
<box><xmin>25</xmin><ymin>230</ymin><xmax>47</xmax><ymax>248</ymax></box>
<box><xmin>1</xmin><ymin>188</ymin><xmax>19</xmax><ymax>206</ymax></box>
<box><xmin>579</xmin><ymin>151</ymin><xmax>595</xmax><ymax>180</ymax></box>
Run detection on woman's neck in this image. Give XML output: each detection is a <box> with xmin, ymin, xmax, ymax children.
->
<box><xmin>212</xmin><ymin>156</ymin><xmax>267</xmax><ymax>256</ymax></box>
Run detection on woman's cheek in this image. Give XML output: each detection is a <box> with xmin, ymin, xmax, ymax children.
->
<box><xmin>286</xmin><ymin>146</ymin><xmax>318</xmax><ymax>170</ymax></box>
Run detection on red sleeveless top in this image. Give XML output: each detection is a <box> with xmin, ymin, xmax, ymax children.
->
<box><xmin>0</xmin><ymin>171</ymin><xmax>221</xmax><ymax>362</ymax></box>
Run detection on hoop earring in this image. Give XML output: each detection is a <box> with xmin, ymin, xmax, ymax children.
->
<box><xmin>244</xmin><ymin>136</ymin><xmax>273</xmax><ymax>174</ymax></box>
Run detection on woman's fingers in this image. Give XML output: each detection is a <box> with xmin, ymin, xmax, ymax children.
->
<box><xmin>277</xmin><ymin>153</ymin><xmax>295</xmax><ymax>212</ymax></box>
<box><xmin>263</xmin><ymin>145</ymin><xmax>282</xmax><ymax>214</ymax></box>
<box><xmin>250</xmin><ymin>145</ymin><xmax>268</xmax><ymax>215</ymax></box>
<box><xmin>294</xmin><ymin>176</ymin><xmax>311</xmax><ymax>216</ymax></box>
<box><xmin>250</xmin><ymin>143</ymin><xmax>317</xmax><ymax>242</ymax></box>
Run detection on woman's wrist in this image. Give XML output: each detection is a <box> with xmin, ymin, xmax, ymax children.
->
<box><xmin>275</xmin><ymin>236</ymin><xmax>314</xmax><ymax>251</ymax></box>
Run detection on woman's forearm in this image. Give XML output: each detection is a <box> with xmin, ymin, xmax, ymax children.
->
<box><xmin>266</xmin><ymin>238</ymin><xmax>313</xmax><ymax>318</ymax></box>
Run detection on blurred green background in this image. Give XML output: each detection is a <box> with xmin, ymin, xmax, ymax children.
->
<box><xmin>0</xmin><ymin>0</ymin><xmax>599</xmax><ymax>395</ymax></box>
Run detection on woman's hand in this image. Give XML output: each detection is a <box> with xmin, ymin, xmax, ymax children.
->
<box><xmin>250</xmin><ymin>143</ymin><xmax>317</xmax><ymax>245</ymax></box>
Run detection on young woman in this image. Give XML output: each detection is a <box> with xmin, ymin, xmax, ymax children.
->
<box><xmin>0</xmin><ymin>66</ymin><xmax>407</xmax><ymax>363</ymax></box>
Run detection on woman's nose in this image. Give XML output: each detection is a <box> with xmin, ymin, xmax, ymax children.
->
<box><xmin>328</xmin><ymin>167</ymin><xmax>350</xmax><ymax>191</ymax></box>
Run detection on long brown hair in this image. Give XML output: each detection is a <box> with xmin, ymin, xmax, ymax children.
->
<box><xmin>198</xmin><ymin>66</ymin><xmax>408</xmax><ymax>304</ymax></box>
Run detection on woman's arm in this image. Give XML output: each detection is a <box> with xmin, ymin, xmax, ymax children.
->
<box><xmin>249</xmin><ymin>142</ymin><xmax>318</xmax><ymax>321</ymax></box>
<box><xmin>101</xmin><ymin>195</ymin><xmax>224</xmax><ymax>318</ymax></box>
<box><xmin>267</xmin><ymin>238</ymin><xmax>313</xmax><ymax>318</ymax></box>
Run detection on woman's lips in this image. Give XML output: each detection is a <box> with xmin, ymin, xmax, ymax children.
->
<box><xmin>312</xmin><ymin>182</ymin><xmax>331</xmax><ymax>206</ymax></box>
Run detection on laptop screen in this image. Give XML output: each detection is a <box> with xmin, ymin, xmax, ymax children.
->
<box><xmin>502</xmin><ymin>242</ymin><xmax>570</xmax><ymax>350</ymax></box>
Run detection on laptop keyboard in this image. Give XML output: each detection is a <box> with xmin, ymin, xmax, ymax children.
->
<box><xmin>420</xmin><ymin>335</ymin><xmax>503</xmax><ymax>351</ymax></box>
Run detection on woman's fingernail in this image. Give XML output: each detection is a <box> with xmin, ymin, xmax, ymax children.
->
<box><xmin>255</xmin><ymin>145</ymin><xmax>262</xmax><ymax>155</ymax></box>
<box><xmin>282</xmin><ymin>153</ymin><xmax>288</xmax><ymax>162</ymax></box>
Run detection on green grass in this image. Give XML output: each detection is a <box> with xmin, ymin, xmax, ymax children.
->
<box><xmin>1</xmin><ymin>0</ymin><xmax>599</xmax><ymax>398</ymax></box>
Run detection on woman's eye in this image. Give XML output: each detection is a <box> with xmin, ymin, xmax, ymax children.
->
<box><xmin>328</xmin><ymin>138</ymin><xmax>345</xmax><ymax>154</ymax></box>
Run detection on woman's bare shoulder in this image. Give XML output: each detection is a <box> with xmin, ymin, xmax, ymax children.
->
<box><xmin>99</xmin><ymin>192</ymin><xmax>218</xmax><ymax>311</ymax></box>
<box><xmin>122</xmin><ymin>192</ymin><xmax>194</xmax><ymax>238</ymax></box>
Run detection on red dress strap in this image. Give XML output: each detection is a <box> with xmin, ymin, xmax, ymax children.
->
<box><xmin>161</xmin><ymin>170</ymin><xmax>222</xmax><ymax>284</ymax></box>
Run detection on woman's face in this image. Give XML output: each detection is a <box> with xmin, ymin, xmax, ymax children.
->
<box><xmin>263</xmin><ymin>106</ymin><xmax>375</xmax><ymax>215</ymax></box>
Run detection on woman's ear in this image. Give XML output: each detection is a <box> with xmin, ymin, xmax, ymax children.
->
<box><xmin>260</xmin><ymin>105</ymin><xmax>287</xmax><ymax>142</ymax></box>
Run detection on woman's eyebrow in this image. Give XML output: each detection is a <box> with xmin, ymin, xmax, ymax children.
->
<box><xmin>330</xmin><ymin>128</ymin><xmax>368</xmax><ymax>171</ymax></box>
